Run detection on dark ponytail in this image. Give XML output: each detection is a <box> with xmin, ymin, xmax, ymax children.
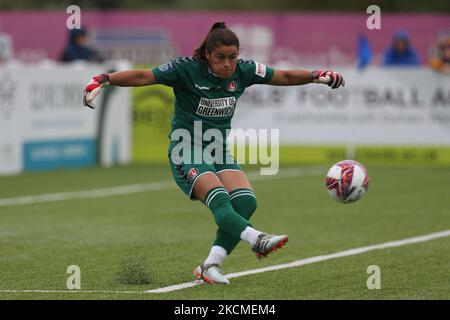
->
<box><xmin>193</xmin><ymin>22</ymin><xmax>240</xmax><ymax>61</ymax></box>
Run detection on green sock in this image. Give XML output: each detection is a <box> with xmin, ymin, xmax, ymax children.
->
<box><xmin>205</xmin><ymin>187</ymin><xmax>250</xmax><ymax>241</ymax></box>
<box><xmin>212</xmin><ymin>189</ymin><xmax>257</xmax><ymax>254</ymax></box>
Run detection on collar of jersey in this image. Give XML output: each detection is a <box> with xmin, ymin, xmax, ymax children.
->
<box><xmin>207</xmin><ymin>66</ymin><xmax>221</xmax><ymax>78</ymax></box>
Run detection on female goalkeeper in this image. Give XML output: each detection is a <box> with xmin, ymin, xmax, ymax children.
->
<box><xmin>83</xmin><ymin>22</ymin><xmax>345</xmax><ymax>285</ymax></box>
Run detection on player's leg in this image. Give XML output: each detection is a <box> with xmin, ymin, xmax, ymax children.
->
<box><xmin>168</xmin><ymin>152</ymin><xmax>287</xmax><ymax>283</ymax></box>
<box><xmin>191</xmin><ymin>172</ymin><xmax>252</xmax><ymax>284</ymax></box>
<box><xmin>169</xmin><ymin>153</ymin><xmax>260</xmax><ymax>283</ymax></box>
<box><xmin>217</xmin><ymin>169</ymin><xmax>256</xmax><ymax>221</ymax></box>
<box><xmin>212</xmin><ymin>145</ymin><xmax>289</xmax><ymax>258</ymax></box>
<box><xmin>169</xmin><ymin>155</ymin><xmax>236</xmax><ymax>284</ymax></box>
<box><xmin>191</xmin><ymin>171</ymin><xmax>287</xmax><ymax>282</ymax></box>
<box><xmin>213</xmin><ymin>169</ymin><xmax>257</xmax><ymax>254</ymax></box>
<box><xmin>192</xmin><ymin>172</ymin><xmax>251</xmax><ymax>242</ymax></box>
<box><xmin>169</xmin><ymin>156</ymin><xmax>250</xmax><ymax>241</ymax></box>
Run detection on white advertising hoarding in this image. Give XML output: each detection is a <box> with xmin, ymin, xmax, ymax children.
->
<box><xmin>233</xmin><ymin>67</ymin><xmax>450</xmax><ymax>146</ymax></box>
<box><xmin>0</xmin><ymin>62</ymin><xmax>131</xmax><ymax>175</ymax></box>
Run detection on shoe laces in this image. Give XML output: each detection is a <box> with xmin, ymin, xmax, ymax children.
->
<box><xmin>252</xmin><ymin>233</ymin><xmax>269</xmax><ymax>253</ymax></box>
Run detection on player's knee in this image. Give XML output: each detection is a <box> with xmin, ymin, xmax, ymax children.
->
<box><xmin>230</xmin><ymin>189</ymin><xmax>257</xmax><ymax>220</ymax></box>
<box><xmin>205</xmin><ymin>187</ymin><xmax>232</xmax><ymax>226</ymax></box>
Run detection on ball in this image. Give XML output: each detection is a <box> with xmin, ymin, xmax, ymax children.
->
<box><xmin>325</xmin><ymin>160</ymin><xmax>369</xmax><ymax>203</ymax></box>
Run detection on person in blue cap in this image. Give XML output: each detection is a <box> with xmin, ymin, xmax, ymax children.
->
<box><xmin>382</xmin><ymin>30</ymin><xmax>420</xmax><ymax>66</ymax></box>
<box><xmin>60</xmin><ymin>28</ymin><xmax>104</xmax><ymax>63</ymax></box>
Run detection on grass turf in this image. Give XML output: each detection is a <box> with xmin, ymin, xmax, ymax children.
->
<box><xmin>0</xmin><ymin>164</ymin><xmax>449</xmax><ymax>300</ymax></box>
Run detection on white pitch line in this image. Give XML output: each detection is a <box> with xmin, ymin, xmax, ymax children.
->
<box><xmin>0</xmin><ymin>167</ymin><xmax>324</xmax><ymax>207</ymax></box>
<box><xmin>0</xmin><ymin>290</ymin><xmax>145</xmax><ymax>294</ymax></box>
<box><xmin>145</xmin><ymin>229</ymin><xmax>450</xmax><ymax>293</ymax></box>
<box><xmin>1</xmin><ymin>229</ymin><xmax>449</xmax><ymax>295</ymax></box>
<box><xmin>0</xmin><ymin>181</ymin><xmax>176</xmax><ymax>207</ymax></box>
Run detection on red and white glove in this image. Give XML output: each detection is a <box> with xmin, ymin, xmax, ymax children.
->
<box><xmin>311</xmin><ymin>70</ymin><xmax>345</xmax><ymax>89</ymax></box>
<box><xmin>82</xmin><ymin>74</ymin><xmax>110</xmax><ymax>109</ymax></box>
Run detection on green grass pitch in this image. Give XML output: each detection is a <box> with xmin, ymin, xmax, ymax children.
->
<box><xmin>0</xmin><ymin>164</ymin><xmax>449</xmax><ymax>300</ymax></box>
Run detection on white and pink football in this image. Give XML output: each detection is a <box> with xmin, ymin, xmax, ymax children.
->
<box><xmin>326</xmin><ymin>160</ymin><xmax>370</xmax><ymax>203</ymax></box>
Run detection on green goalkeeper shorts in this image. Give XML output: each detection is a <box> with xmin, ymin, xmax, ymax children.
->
<box><xmin>168</xmin><ymin>143</ymin><xmax>241</xmax><ymax>200</ymax></box>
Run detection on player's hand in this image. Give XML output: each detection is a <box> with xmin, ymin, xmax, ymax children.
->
<box><xmin>311</xmin><ymin>70</ymin><xmax>345</xmax><ymax>89</ymax></box>
<box><xmin>82</xmin><ymin>74</ymin><xmax>110</xmax><ymax>109</ymax></box>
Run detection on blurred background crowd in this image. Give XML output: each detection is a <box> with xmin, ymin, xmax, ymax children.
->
<box><xmin>1</xmin><ymin>0</ymin><xmax>450</xmax><ymax>175</ymax></box>
<box><xmin>0</xmin><ymin>0</ymin><xmax>449</xmax><ymax>73</ymax></box>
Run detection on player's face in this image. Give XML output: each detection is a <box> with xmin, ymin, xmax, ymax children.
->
<box><xmin>206</xmin><ymin>45</ymin><xmax>239</xmax><ymax>79</ymax></box>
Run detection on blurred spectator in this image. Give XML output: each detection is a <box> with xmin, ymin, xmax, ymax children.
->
<box><xmin>429</xmin><ymin>35</ymin><xmax>450</xmax><ymax>74</ymax></box>
<box><xmin>357</xmin><ymin>34</ymin><xmax>373</xmax><ymax>70</ymax></box>
<box><xmin>60</xmin><ymin>28</ymin><xmax>104</xmax><ymax>63</ymax></box>
<box><xmin>382</xmin><ymin>30</ymin><xmax>420</xmax><ymax>67</ymax></box>
<box><xmin>0</xmin><ymin>28</ymin><xmax>13</xmax><ymax>63</ymax></box>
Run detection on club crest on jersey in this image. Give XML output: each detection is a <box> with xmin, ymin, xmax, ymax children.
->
<box><xmin>188</xmin><ymin>168</ymin><xmax>198</xmax><ymax>178</ymax></box>
<box><xmin>158</xmin><ymin>62</ymin><xmax>174</xmax><ymax>72</ymax></box>
<box><xmin>226</xmin><ymin>81</ymin><xmax>237</xmax><ymax>92</ymax></box>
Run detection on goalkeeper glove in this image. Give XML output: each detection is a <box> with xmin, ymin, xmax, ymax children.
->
<box><xmin>82</xmin><ymin>74</ymin><xmax>110</xmax><ymax>109</ymax></box>
<box><xmin>311</xmin><ymin>70</ymin><xmax>345</xmax><ymax>89</ymax></box>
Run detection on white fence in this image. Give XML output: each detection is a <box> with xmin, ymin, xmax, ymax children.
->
<box><xmin>0</xmin><ymin>61</ymin><xmax>131</xmax><ymax>175</ymax></box>
<box><xmin>234</xmin><ymin>67</ymin><xmax>450</xmax><ymax>146</ymax></box>
<box><xmin>1</xmin><ymin>65</ymin><xmax>449</xmax><ymax>175</ymax></box>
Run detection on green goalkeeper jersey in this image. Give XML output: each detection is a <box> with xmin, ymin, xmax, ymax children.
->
<box><xmin>152</xmin><ymin>57</ymin><xmax>274</xmax><ymax>150</ymax></box>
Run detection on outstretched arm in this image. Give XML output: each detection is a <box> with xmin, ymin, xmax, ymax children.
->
<box><xmin>108</xmin><ymin>69</ymin><xmax>157</xmax><ymax>87</ymax></box>
<box><xmin>83</xmin><ymin>70</ymin><xmax>157</xmax><ymax>109</ymax></box>
<box><xmin>268</xmin><ymin>69</ymin><xmax>345</xmax><ymax>89</ymax></box>
<box><xmin>268</xmin><ymin>69</ymin><xmax>313</xmax><ymax>86</ymax></box>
